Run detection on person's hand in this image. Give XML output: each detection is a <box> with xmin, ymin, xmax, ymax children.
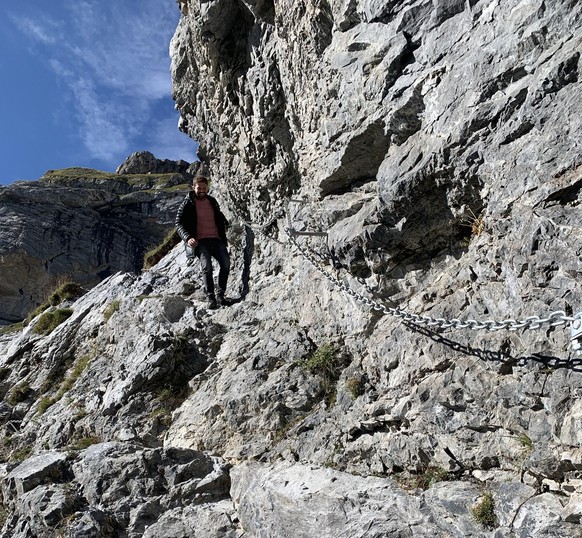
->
<box><xmin>188</xmin><ymin>238</ymin><xmax>198</xmax><ymax>247</ymax></box>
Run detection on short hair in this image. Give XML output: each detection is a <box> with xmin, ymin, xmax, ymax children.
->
<box><xmin>193</xmin><ymin>175</ymin><xmax>209</xmax><ymax>185</ymax></box>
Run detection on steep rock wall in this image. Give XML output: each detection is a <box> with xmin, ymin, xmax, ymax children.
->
<box><xmin>0</xmin><ymin>0</ymin><xmax>582</xmax><ymax>536</ymax></box>
<box><xmin>0</xmin><ymin>168</ymin><xmax>189</xmax><ymax>324</ymax></box>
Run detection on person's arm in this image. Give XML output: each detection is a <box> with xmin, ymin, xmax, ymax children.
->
<box><xmin>175</xmin><ymin>197</ymin><xmax>196</xmax><ymax>245</ymax></box>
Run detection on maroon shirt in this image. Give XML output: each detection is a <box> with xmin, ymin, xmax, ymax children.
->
<box><xmin>195</xmin><ymin>197</ymin><xmax>220</xmax><ymax>240</ymax></box>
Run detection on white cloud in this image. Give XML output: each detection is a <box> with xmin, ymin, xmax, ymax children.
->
<box><xmin>14</xmin><ymin>16</ymin><xmax>60</xmax><ymax>45</ymax></box>
<box><xmin>13</xmin><ymin>0</ymin><xmax>185</xmax><ymax>168</ymax></box>
<box><xmin>64</xmin><ymin>0</ymin><xmax>177</xmax><ymax>100</ymax></box>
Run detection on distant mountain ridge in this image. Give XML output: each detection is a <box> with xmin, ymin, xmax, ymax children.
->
<box><xmin>0</xmin><ymin>153</ymin><xmax>192</xmax><ymax>324</ymax></box>
<box><xmin>0</xmin><ymin>1</ymin><xmax>582</xmax><ymax>536</ymax></box>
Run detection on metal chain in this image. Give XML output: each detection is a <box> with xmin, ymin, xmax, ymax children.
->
<box><xmin>284</xmin><ymin>225</ymin><xmax>577</xmax><ymax>333</ymax></box>
<box><xmin>229</xmin><ymin>197</ymin><xmax>576</xmax><ymax>334</ymax></box>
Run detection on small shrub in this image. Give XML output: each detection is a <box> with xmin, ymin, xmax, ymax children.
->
<box><xmin>472</xmin><ymin>491</ymin><xmax>496</xmax><ymax>528</ymax></box>
<box><xmin>33</xmin><ymin>308</ymin><xmax>74</xmax><ymax>335</ymax></box>
<box><xmin>143</xmin><ymin>228</ymin><xmax>181</xmax><ymax>270</ymax></box>
<box><xmin>301</xmin><ymin>343</ymin><xmax>345</xmax><ymax>406</ymax></box>
<box><xmin>69</xmin><ymin>436</ymin><xmax>100</xmax><ymax>450</ymax></box>
<box><xmin>103</xmin><ymin>300</ymin><xmax>120</xmax><ymax>322</ymax></box>
<box><xmin>345</xmin><ymin>376</ymin><xmax>365</xmax><ymax>399</ymax></box>
<box><xmin>7</xmin><ymin>382</ymin><xmax>31</xmax><ymax>405</ymax></box>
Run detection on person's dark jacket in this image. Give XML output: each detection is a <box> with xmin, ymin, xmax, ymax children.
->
<box><xmin>175</xmin><ymin>192</ymin><xmax>229</xmax><ymax>253</ymax></box>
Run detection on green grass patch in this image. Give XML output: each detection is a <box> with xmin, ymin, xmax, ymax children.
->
<box><xmin>143</xmin><ymin>228</ymin><xmax>181</xmax><ymax>270</ymax></box>
<box><xmin>36</xmin><ymin>353</ymin><xmax>93</xmax><ymax>416</ymax></box>
<box><xmin>26</xmin><ymin>280</ymin><xmax>84</xmax><ymax>323</ymax></box>
<box><xmin>103</xmin><ymin>300</ymin><xmax>121</xmax><ymax>322</ymax></box>
<box><xmin>33</xmin><ymin>308</ymin><xmax>74</xmax><ymax>335</ymax></box>
<box><xmin>345</xmin><ymin>375</ymin><xmax>365</xmax><ymax>399</ymax></box>
<box><xmin>69</xmin><ymin>436</ymin><xmax>100</xmax><ymax>451</ymax></box>
<box><xmin>7</xmin><ymin>382</ymin><xmax>31</xmax><ymax>406</ymax></box>
<box><xmin>10</xmin><ymin>446</ymin><xmax>32</xmax><ymax>462</ymax></box>
<box><xmin>60</xmin><ymin>354</ymin><xmax>92</xmax><ymax>393</ymax></box>
<box><xmin>472</xmin><ymin>491</ymin><xmax>497</xmax><ymax>528</ymax></box>
<box><xmin>41</xmin><ymin>167</ymin><xmax>187</xmax><ymax>190</ymax></box>
<box><xmin>518</xmin><ymin>433</ymin><xmax>533</xmax><ymax>452</ymax></box>
<box><xmin>37</xmin><ymin>396</ymin><xmax>58</xmax><ymax>415</ymax></box>
<box><xmin>411</xmin><ymin>466</ymin><xmax>451</xmax><ymax>490</ymax></box>
<box><xmin>301</xmin><ymin>343</ymin><xmax>345</xmax><ymax>406</ymax></box>
<box><xmin>0</xmin><ymin>322</ymin><xmax>24</xmax><ymax>335</ymax></box>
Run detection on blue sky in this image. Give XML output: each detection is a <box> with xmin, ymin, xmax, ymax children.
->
<box><xmin>0</xmin><ymin>0</ymin><xmax>197</xmax><ymax>185</ymax></box>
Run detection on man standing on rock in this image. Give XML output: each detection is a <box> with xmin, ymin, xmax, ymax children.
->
<box><xmin>176</xmin><ymin>173</ymin><xmax>230</xmax><ymax>309</ymax></box>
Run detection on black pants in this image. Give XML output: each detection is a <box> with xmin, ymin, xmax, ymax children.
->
<box><xmin>196</xmin><ymin>239</ymin><xmax>230</xmax><ymax>296</ymax></box>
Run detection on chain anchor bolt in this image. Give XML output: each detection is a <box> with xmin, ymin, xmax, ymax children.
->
<box><xmin>570</xmin><ymin>313</ymin><xmax>582</xmax><ymax>354</ymax></box>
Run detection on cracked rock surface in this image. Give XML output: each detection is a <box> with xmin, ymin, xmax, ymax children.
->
<box><xmin>0</xmin><ymin>0</ymin><xmax>582</xmax><ymax>536</ymax></box>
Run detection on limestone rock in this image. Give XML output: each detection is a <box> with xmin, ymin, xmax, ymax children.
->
<box><xmin>231</xmin><ymin>461</ymin><xmax>432</xmax><ymax>537</ymax></box>
<box><xmin>1</xmin><ymin>0</ymin><xmax>582</xmax><ymax>536</ymax></box>
<box><xmin>116</xmin><ymin>150</ymin><xmax>192</xmax><ymax>177</ymax></box>
<box><xmin>0</xmin><ymin>164</ymin><xmax>190</xmax><ymax>324</ymax></box>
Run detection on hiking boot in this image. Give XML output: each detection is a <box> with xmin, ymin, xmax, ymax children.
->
<box><xmin>206</xmin><ymin>295</ymin><xmax>218</xmax><ymax>310</ymax></box>
<box><xmin>216</xmin><ymin>290</ymin><xmax>230</xmax><ymax>307</ymax></box>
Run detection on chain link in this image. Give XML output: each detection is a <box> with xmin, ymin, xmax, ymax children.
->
<box><xmin>284</xmin><ymin>225</ymin><xmax>576</xmax><ymax>333</ymax></box>
<box><xmin>235</xmin><ymin>199</ymin><xmax>576</xmax><ymax>334</ymax></box>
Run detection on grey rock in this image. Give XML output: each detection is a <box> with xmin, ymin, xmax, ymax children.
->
<box><xmin>1</xmin><ymin>0</ymin><xmax>582</xmax><ymax>537</ymax></box>
<box><xmin>230</xmin><ymin>461</ymin><xmax>432</xmax><ymax>537</ymax></box>
<box><xmin>0</xmin><ymin>167</ymin><xmax>190</xmax><ymax>323</ymax></box>
<box><xmin>142</xmin><ymin>500</ymin><xmax>242</xmax><ymax>538</ymax></box>
<box><xmin>116</xmin><ymin>150</ymin><xmax>192</xmax><ymax>177</ymax></box>
<box><xmin>3</xmin><ymin>452</ymin><xmax>68</xmax><ymax>499</ymax></box>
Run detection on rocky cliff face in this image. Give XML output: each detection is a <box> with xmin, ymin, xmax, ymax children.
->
<box><xmin>0</xmin><ymin>0</ymin><xmax>582</xmax><ymax>536</ymax></box>
<box><xmin>0</xmin><ymin>164</ymin><xmax>190</xmax><ymax>324</ymax></box>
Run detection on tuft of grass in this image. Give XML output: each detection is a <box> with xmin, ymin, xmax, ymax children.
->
<box><xmin>7</xmin><ymin>382</ymin><xmax>31</xmax><ymax>406</ymax></box>
<box><xmin>273</xmin><ymin>413</ymin><xmax>309</xmax><ymax>443</ymax></box>
<box><xmin>301</xmin><ymin>343</ymin><xmax>345</xmax><ymax>407</ymax></box>
<box><xmin>103</xmin><ymin>300</ymin><xmax>121</xmax><ymax>322</ymax></box>
<box><xmin>518</xmin><ymin>432</ymin><xmax>533</xmax><ymax>452</ymax></box>
<box><xmin>60</xmin><ymin>354</ymin><xmax>92</xmax><ymax>394</ymax></box>
<box><xmin>345</xmin><ymin>376</ymin><xmax>365</xmax><ymax>399</ymax></box>
<box><xmin>37</xmin><ymin>396</ymin><xmax>58</xmax><ymax>415</ymax></box>
<box><xmin>69</xmin><ymin>436</ymin><xmax>100</xmax><ymax>451</ymax></box>
<box><xmin>26</xmin><ymin>280</ymin><xmax>84</xmax><ymax>323</ymax></box>
<box><xmin>36</xmin><ymin>354</ymin><xmax>93</xmax><ymax>416</ymax></box>
<box><xmin>10</xmin><ymin>446</ymin><xmax>32</xmax><ymax>462</ymax></box>
<box><xmin>461</xmin><ymin>208</ymin><xmax>485</xmax><ymax>236</ymax></box>
<box><xmin>0</xmin><ymin>322</ymin><xmax>24</xmax><ymax>335</ymax></box>
<box><xmin>33</xmin><ymin>308</ymin><xmax>74</xmax><ymax>335</ymax></box>
<box><xmin>472</xmin><ymin>491</ymin><xmax>497</xmax><ymax>528</ymax></box>
<box><xmin>398</xmin><ymin>465</ymin><xmax>451</xmax><ymax>491</ymax></box>
<box><xmin>143</xmin><ymin>228</ymin><xmax>181</xmax><ymax>270</ymax></box>
<box><xmin>47</xmin><ymin>281</ymin><xmax>85</xmax><ymax>306</ymax></box>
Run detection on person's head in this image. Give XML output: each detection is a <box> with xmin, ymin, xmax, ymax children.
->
<box><xmin>193</xmin><ymin>175</ymin><xmax>209</xmax><ymax>198</ymax></box>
